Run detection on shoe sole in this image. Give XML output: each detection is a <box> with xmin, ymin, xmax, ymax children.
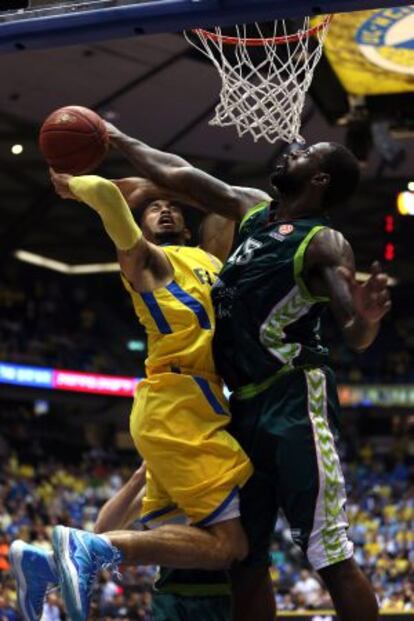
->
<box><xmin>52</xmin><ymin>526</ymin><xmax>83</xmax><ymax>621</ymax></box>
<box><xmin>9</xmin><ymin>541</ymin><xmax>33</xmax><ymax>621</ymax></box>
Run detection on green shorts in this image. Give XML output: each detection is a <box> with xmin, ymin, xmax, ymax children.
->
<box><xmin>152</xmin><ymin>568</ymin><xmax>231</xmax><ymax>621</ymax></box>
<box><xmin>152</xmin><ymin>593</ymin><xmax>231</xmax><ymax>621</ymax></box>
<box><xmin>229</xmin><ymin>366</ymin><xmax>354</xmax><ymax>571</ymax></box>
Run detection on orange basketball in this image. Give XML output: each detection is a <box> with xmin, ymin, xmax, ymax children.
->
<box><xmin>39</xmin><ymin>106</ymin><xmax>109</xmax><ymax>174</ymax></box>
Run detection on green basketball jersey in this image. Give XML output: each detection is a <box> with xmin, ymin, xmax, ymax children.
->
<box><xmin>212</xmin><ymin>202</ymin><xmax>331</xmax><ymax>397</ymax></box>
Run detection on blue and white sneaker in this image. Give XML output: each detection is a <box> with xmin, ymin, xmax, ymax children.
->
<box><xmin>52</xmin><ymin>525</ymin><xmax>122</xmax><ymax>621</ymax></box>
<box><xmin>9</xmin><ymin>540</ymin><xmax>58</xmax><ymax>621</ymax></box>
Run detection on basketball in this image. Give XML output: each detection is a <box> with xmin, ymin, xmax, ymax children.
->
<box><xmin>39</xmin><ymin>106</ymin><xmax>108</xmax><ymax>174</ymax></box>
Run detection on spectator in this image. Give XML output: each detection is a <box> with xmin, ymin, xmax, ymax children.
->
<box><xmin>292</xmin><ymin>570</ymin><xmax>323</xmax><ymax>608</ymax></box>
<box><xmin>41</xmin><ymin>594</ymin><xmax>62</xmax><ymax>621</ymax></box>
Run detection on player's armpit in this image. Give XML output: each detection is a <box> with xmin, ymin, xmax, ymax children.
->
<box><xmin>117</xmin><ymin>242</ymin><xmax>173</xmax><ymax>293</ymax></box>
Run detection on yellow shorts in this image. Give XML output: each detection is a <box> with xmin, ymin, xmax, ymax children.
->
<box><xmin>129</xmin><ymin>373</ymin><xmax>253</xmax><ymax>526</ymax></box>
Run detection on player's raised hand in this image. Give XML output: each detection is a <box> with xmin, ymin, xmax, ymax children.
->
<box><xmin>337</xmin><ymin>261</ymin><xmax>391</xmax><ymax>324</ymax></box>
<box><xmin>49</xmin><ymin>168</ymin><xmax>77</xmax><ymax>200</ymax></box>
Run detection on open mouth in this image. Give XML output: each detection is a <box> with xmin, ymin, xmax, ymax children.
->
<box><xmin>159</xmin><ymin>216</ymin><xmax>174</xmax><ymax>225</ymax></box>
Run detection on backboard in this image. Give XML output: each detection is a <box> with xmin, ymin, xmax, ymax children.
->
<box><xmin>0</xmin><ymin>0</ymin><xmax>411</xmax><ymax>53</ymax></box>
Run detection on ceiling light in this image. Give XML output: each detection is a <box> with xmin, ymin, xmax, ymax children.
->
<box><xmin>11</xmin><ymin>144</ymin><xmax>23</xmax><ymax>155</ymax></box>
<box><xmin>397</xmin><ymin>192</ymin><xmax>414</xmax><ymax>216</ymax></box>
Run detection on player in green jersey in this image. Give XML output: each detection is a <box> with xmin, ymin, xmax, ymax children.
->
<box><xmin>102</xmin><ymin>128</ymin><xmax>390</xmax><ymax>621</ymax></box>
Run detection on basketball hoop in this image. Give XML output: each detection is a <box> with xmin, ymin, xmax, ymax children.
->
<box><xmin>184</xmin><ymin>16</ymin><xmax>333</xmax><ymax>144</ymax></box>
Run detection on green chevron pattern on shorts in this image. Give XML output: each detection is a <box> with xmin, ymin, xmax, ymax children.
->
<box><xmin>306</xmin><ymin>369</ymin><xmax>347</xmax><ymax>565</ymax></box>
<box><xmin>260</xmin><ymin>287</ymin><xmax>312</xmax><ymax>366</ymax></box>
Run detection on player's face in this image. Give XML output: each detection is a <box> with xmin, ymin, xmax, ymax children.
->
<box><xmin>141</xmin><ymin>200</ymin><xmax>187</xmax><ymax>244</ymax></box>
<box><xmin>270</xmin><ymin>143</ymin><xmax>329</xmax><ymax>193</ymax></box>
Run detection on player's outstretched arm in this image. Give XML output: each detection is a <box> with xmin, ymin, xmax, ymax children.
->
<box><xmin>50</xmin><ymin>170</ymin><xmax>173</xmax><ymax>292</ymax></box>
<box><xmin>106</xmin><ymin>123</ymin><xmax>270</xmax><ymax>221</ymax></box>
<box><xmin>303</xmin><ymin>228</ymin><xmax>391</xmax><ymax>352</ymax></box>
<box><xmin>94</xmin><ymin>463</ymin><xmax>146</xmax><ymax>533</ymax></box>
<box><xmin>112</xmin><ymin>176</ymin><xmax>207</xmax><ymax>212</ymax></box>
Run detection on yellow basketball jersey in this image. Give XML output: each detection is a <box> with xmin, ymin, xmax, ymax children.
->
<box><xmin>122</xmin><ymin>245</ymin><xmax>222</xmax><ymax>379</ymax></box>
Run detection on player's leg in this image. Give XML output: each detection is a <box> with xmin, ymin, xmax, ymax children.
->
<box><xmin>51</xmin><ymin>372</ymin><xmax>252</xmax><ymax>621</ymax></box>
<box><xmin>231</xmin><ymin>562</ymin><xmax>275</xmax><ymax>621</ymax></box>
<box><xmin>103</xmin><ymin>514</ymin><xmax>248</xmax><ymax>569</ymax></box>
<box><xmin>318</xmin><ymin>557</ymin><xmax>378</xmax><ymax>620</ymax></box>
<box><xmin>52</xmin><ymin>376</ymin><xmax>252</xmax><ymax>621</ymax></box>
<box><xmin>227</xmin><ymin>397</ymin><xmax>281</xmax><ymax>621</ymax></box>
<box><xmin>52</xmin><ymin>512</ymin><xmax>246</xmax><ymax>621</ymax></box>
<box><xmin>128</xmin><ymin>372</ymin><xmax>251</xmax><ymax>568</ymax></box>
<box><xmin>280</xmin><ymin>367</ymin><xmax>378</xmax><ymax>621</ymax></box>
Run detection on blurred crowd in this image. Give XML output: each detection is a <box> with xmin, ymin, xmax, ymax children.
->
<box><xmin>326</xmin><ymin>313</ymin><xmax>414</xmax><ymax>384</ymax></box>
<box><xmin>0</xmin><ymin>442</ymin><xmax>413</xmax><ymax>619</ymax></box>
<box><xmin>0</xmin><ymin>268</ymin><xmax>142</xmax><ymax>376</ymax></box>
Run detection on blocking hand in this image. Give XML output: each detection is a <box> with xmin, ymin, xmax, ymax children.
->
<box><xmin>337</xmin><ymin>261</ymin><xmax>391</xmax><ymax>324</ymax></box>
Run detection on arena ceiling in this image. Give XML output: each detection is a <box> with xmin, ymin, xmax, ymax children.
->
<box><xmin>0</xmin><ymin>30</ymin><xmax>413</xmax><ymax>281</ymax></box>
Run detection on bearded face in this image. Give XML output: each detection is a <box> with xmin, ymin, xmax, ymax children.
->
<box><xmin>270</xmin><ymin>144</ymin><xmax>330</xmax><ymax>196</ymax></box>
<box><xmin>140</xmin><ymin>200</ymin><xmax>189</xmax><ymax>245</ymax></box>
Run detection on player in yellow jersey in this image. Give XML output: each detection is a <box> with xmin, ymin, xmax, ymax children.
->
<box><xmin>25</xmin><ymin>168</ymin><xmax>269</xmax><ymax>621</ymax></box>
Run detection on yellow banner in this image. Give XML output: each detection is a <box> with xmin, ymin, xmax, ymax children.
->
<box><xmin>321</xmin><ymin>6</ymin><xmax>414</xmax><ymax>95</ymax></box>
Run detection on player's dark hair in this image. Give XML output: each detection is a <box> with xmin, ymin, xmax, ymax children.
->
<box><xmin>319</xmin><ymin>143</ymin><xmax>360</xmax><ymax>208</ymax></box>
<box><xmin>135</xmin><ymin>199</ymin><xmax>155</xmax><ymax>226</ymax></box>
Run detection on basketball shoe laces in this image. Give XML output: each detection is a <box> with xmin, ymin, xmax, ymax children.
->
<box><xmin>78</xmin><ymin>534</ymin><xmax>123</xmax><ymax>599</ymax></box>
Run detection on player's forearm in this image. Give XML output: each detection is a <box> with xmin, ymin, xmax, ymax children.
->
<box><xmin>69</xmin><ymin>175</ymin><xmax>142</xmax><ymax>251</ymax></box>
<box><xmin>95</xmin><ymin>468</ymin><xmax>146</xmax><ymax>533</ymax></box>
<box><xmin>115</xmin><ymin>177</ymin><xmax>206</xmax><ymax>212</ymax></box>
<box><xmin>110</xmin><ymin>130</ymin><xmax>249</xmax><ymax>220</ymax></box>
<box><xmin>110</xmin><ymin>131</ymin><xmax>190</xmax><ymax>182</ymax></box>
<box><xmin>343</xmin><ymin>315</ymin><xmax>380</xmax><ymax>352</ymax></box>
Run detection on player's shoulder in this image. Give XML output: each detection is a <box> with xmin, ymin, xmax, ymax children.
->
<box><xmin>239</xmin><ymin>201</ymin><xmax>270</xmax><ymax>233</ymax></box>
<box><xmin>310</xmin><ymin>226</ymin><xmax>349</xmax><ymax>249</ymax></box>
<box><xmin>305</xmin><ymin>226</ymin><xmax>352</xmax><ymax>267</ymax></box>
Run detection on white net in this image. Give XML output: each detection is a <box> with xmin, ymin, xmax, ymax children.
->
<box><xmin>184</xmin><ymin>17</ymin><xmax>332</xmax><ymax>144</ymax></box>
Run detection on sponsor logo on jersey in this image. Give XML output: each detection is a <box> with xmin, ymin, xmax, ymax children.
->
<box><xmin>278</xmin><ymin>224</ymin><xmax>294</xmax><ymax>235</ymax></box>
<box><xmin>355</xmin><ymin>7</ymin><xmax>414</xmax><ymax>76</ymax></box>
